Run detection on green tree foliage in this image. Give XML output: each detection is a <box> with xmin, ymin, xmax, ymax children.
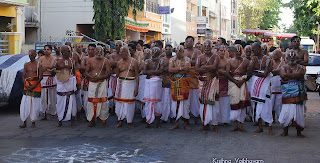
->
<box><xmin>239</xmin><ymin>0</ymin><xmax>282</xmax><ymax>39</ymax></box>
<box><xmin>93</xmin><ymin>0</ymin><xmax>144</xmax><ymax>42</ymax></box>
<box><xmin>287</xmin><ymin>0</ymin><xmax>320</xmax><ymax>39</ymax></box>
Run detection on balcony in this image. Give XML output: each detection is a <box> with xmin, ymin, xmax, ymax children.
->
<box><xmin>24</xmin><ymin>6</ymin><xmax>39</xmax><ymax>28</ymax></box>
<box><xmin>146</xmin><ymin>1</ymin><xmax>159</xmax><ymax>14</ymax></box>
<box><xmin>186</xmin><ymin>11</ymin><xmax>196</xmax><ymax>22</ymax></box>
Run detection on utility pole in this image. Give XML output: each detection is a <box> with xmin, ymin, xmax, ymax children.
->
<box><xmin>317</xmin><ymin>22</ymin><xmax>319</xmax><ymax>52</ymax></box>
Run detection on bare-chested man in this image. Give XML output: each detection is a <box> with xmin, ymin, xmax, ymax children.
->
<box><xmin>55</xmin><ymin>45</ymin><xmax>77</xmax><ymax>128</ymax></box>
<box><xmin>184</xmin><ymin>36</ymin><xmax>202</xmax><ymax>125</ymax></box>
<box><xmin>279</xmin><ymin>50</ymin><xmax>307</xmax><ymax>138</ymax></box>
<box><xmin>143</xmin><ymin>47</ymin><xmax>163</xmax><ymax>128</ymax></box>
<box><xmin>195</xmin><ymin>43</ymin><xmax>204</xmax><ymax>54</ymax></box>
<box><xmin>80</xmin><ymin>44</ymin><xmax>96</xmax><ymax>118</ymax></box>
<box><xmin>108</xmin><ymin>40</ymin><xmax>124</xmax><ymax>111</ymax></box>
<box><xmin>54</xmin><ymin>44</ymin><xmax>62</xmax><ymax>59</ymax></box>
<box><xmin>227</xmin><ymin>44</ymin><xmax>252</xmax><ymax>132</ymax></box>
<box><xmin>75</xmin><ymin>43</ymin><xmax>84</xmax><ymax>60</ymax></box>
<box><xmin>216</xmin><ymin>45</ymin><xmax>231</xmax><ymax>125</ymax></box>
<box><xmin>39</xmin><ymin>45</ymin><xmax>57</xmax><ymax>120</ymax></box>
<box><xmin>250</xmin><ymin>42</ymin><xmax>274</xmax><ymax>135</ymax></box>
<box><xmin>85</xmin><ymin>46</ymin><xmax>111</xmax><ymax>127</ymax></box>
<box><xmin>65</xmin><ymin>42</ymin><xmax>82</xmax><ymax>119</ymax></box>
<box><xmin>169</xmin><ymin>45</ymin><xmax>192</xmax><ymax>130</ymax></box>
<box><xmin>160</xmin><ymin>45</ymin><xmax>174</xmax><ymax>122</ymax></box>
<box><xmin>19</xmin><ymin>50</ymin><xmax>43</xmax><ymax>128</ymax></box>
<box><xmin>244</xmin><ymin>45</ymin><xmax>252</xmax><ymax>60</ymax></box>
<box><xmin>271</xmin><ymin>49</ymin><xmax>285</xmax><ymax>120</ymax></box>
<box><xmin>195</xmin><ymin>40</ymin><xmax>220</xmax><ymax>132</ymax></box>
<box><xmin>261</xmin><ymin>44</ymin><xmax>269</xmax><ymax>56</ymax></box>
<box><xmin>291</xmin><ymin>36</ymin><xmax>309</xmax><ymax>66</ymax></box>
<box><xmin>114</xmin><ymin>46</ymin><xmax>139</xmax><ymax>128</ymax></box>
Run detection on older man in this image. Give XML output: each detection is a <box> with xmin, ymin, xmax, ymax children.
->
<box><xmin>143</xmin><ymin>47</ymin><xmax>163</xmax><ymax>128</ymax></box>
<box><xmin>19</xmin><ymin>50</ymin><xmax>43</xmax><ymax>128</ymax></box>
<box><xmin>227</xmin><ymin>44</ymin><xmax>252</xmax><ymax>132</ymax></box>
<box><xmin>271</xmin><ymin>49</ymin><xmax>285</xmax><ymax>120</ymax></box>
<box><xmin>169</xmin><ymin>45</ymin><xmax>192</xmax><ymax>130</ymax></box>
<box><xmin>279</xmin><ymin>50</ymin><xmax>307</xmax><ymax>138</ymax></box>
<box><xmin>250</xmin><ymin>42</ymin><xmax>274</xmax><ymax>135</ymax></box>
<box><xmin>196</xmin><ymin>40</ymin><xmax>220</xmax><ymax>132</ymax></box>
<box><xmin>85</xmin><ymin>46</ymin><xmax>111</xmax><ymax>127</ymax></box>
<box><xmin>114</xmin><ymin>46</ymin><xmax>140</xmax><ymax>128</ymax></box>
<box><xmin>55</xmin><ymin>45</ymin><xmax>77</xmax><ymax>127</ymax></box>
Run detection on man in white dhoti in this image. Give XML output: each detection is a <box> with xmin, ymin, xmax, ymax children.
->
<box><xmin>217</xmin><ymin>45</ymin><xmax>231</xmax><ymax>125</ymax></box>
<box><xmin>108</xmin><ymin>41</ymin><xmax>124</xmax><ymax>115</ymax></box>
<box><xmin>80</xmin><ymin>44</ymin><xmax>96</xmax><ymax>118</ymax></box>
<box><xmin>39</xmin><ymin>45</ymin><xmax>57</xmax><ymax>120</ymax></box>
<box><xmin>55</xmin><ymin>45</ymin><xmax>77</xmax><ymax>127</ymax></box>
<box><xmin>143</xmin><ymin>47</ymin><xmax>163</xmax><ymax>128</ymax></box>
<box><xmin>160</xmin><ymin>45</ymin><xmax>173</xmax><ymax>122</ymax></box>
<box><xmin>279</xmin><ymin>50</ymin><xmax>307</xmax><ymax>138</ymax></box>
<box><xmin>114</xmin><ymin>46</ymin><xmax>140</xmax><ymax>128</ymax></box>
<box><xmin>271</xmin><ymin>49</ymin><xmax>285</xmax><ymax>120</ymax></box>
<box><xmin>195</xmin><ymin>40</ymin><xmax>220</xmax><ymax>132</ymax></box>
<box><xmin>19</xmin><ymin>50</ymin><xmax>43</xmax><ymax>128</ymax></box>
<box><xmin>184</xmin><ymin>36</ymin><xmax>202</xmax><ymax>125</ymax></box>
<box><xmin>250</xmin><ymin>42</ymin><xmax>274</xmax><ymax>135</ymax></box>
<box><xmin>227</xmin><ymin>44</ymin><xmax>252</xmax><ymax>132</ymax></box>
<box><xmin>168</xmin><ymin>45</ymin><xmax>192</xmax><ymax>130</ymax></box>
<box><xmin>85</xmin><ymin>46</ymin><xmax>111</xmax><ymax>127</ymax></box>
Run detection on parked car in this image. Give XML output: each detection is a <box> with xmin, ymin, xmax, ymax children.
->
<box><xmin>306</xmin><ymin>53</ymin><xmax>320</xmax><ymax>93</ymax></box>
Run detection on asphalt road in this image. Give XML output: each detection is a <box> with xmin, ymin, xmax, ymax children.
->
<box><xmin>0</xmin><ymin>92</ymin><xmax>319</xmax><ymax>163</ymax></box>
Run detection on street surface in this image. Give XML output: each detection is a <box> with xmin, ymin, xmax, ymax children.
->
<box><xmin>0</xmin><ymin>92</ymin><xmax>319</xmax><ymax>163</ymax></box>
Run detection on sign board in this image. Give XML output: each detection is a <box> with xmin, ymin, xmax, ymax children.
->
<box><xmin>158</xmin><ymin>6</ymin><xmax>170</xmax><ymax>14</ymax></box>
<box><xmin>197</xmin><ymin>16</ymin><xmax>206</xmax><ymax>35</ymax></box>
<box><xmin>197</xmin><ymin>29</ymin><xmax>206</xmax><ymax>35</ymax></box>
<box><xmin>197</xmin><ymin>16</ymin><xmax>207</xmax><ymax>24</ymax></box>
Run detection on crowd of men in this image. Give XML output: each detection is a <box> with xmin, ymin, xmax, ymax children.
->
<box><xmin>20</xmin><ymin>35</ymin><xmax>308</xmax><ymax>138</ymax></box>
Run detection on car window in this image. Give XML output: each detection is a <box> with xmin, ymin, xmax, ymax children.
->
<box><xmin>309</xmin><ymin>55</ymin><xmax>320</xmax><ymax>66</ymax></box>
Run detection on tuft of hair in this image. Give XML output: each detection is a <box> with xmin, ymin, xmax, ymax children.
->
<box><xmin>143</xmin><ymin>44</ymin><xmax>150</xmax><ymax>49</ymax></box>
<box><xmin>185</xmin><ymin>36</ymin><xmax>195</xmax><ymax>42</ymax></box>
<box><xmin>154</xmin><ymin>40</ymin><xmax>163</xmax><ymax>48</ymax></box>
<box><xmin>218</xmin><ymin>37</ymin><xmax>226</xmax><ymax>45</ymax></box>
<box><xmin>291</xmin><ymin>36</ymin><xmax>301</xmax><ymax>42</ymax></box>
<box><xmin>44</xmin><ymin>45</ymin><xmax>52</xmax><ymax>50</ymax></box>
<box><xmin>88</xmin><ymin>44</ymin><xmax>96</xmax><ymax>48</ymax></box>
<box><xmin>128</xmin><ymin>43</ymin><xmax>137</xmax><ymax>51</ymax></box>
<box><xmin>165</xmin><ymin>44</ymin><xmax>173</xmax><ymax>49</ymax></box>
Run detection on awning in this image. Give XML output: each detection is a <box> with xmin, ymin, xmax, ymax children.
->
<box><xmin>125</xmin><ymin>13</ymin><xmax>149</xmax><ymax>33</ymax></box>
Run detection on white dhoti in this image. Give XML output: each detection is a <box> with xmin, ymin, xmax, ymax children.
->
<box><xmin>86</xmin><ymin>80</ymin><xmax>109</xmax><ymax>122</ymax></box>
<box><xmin>189</xmin><ymin>89</ymin><xmax>200</xmax><ymax>117</ymax></box>
<box><xmin>41</xmin><ymin>75</ymin><xmax>57</xmax><ymax>115</ymax></box>
<box><xmin>114</xmin><ymin>77</ymin><xmax>136</xmax><ymax>123</ymax></box>
<box><xmin>161</xmin><ymin>87</ymin><xmax>172</xmax><ymax>121</ymax></box>
<box><xmin>198</xmin><ymin>77</ymin><xmax>219</xmax><ymax>125</ymax></box>
<box><xmin>250</xmin><ymin>74</ymin><xmax>273</xmax><ymax>125</ymax></box>
<box><xmin>143</xmin><ymin>77</ymin><xmax>162</xmax><ymax>124</ymax></box>
<box><xmin>20</xmin><ymin>95</ymin><xmax>41</xmax><ymax>122</ymax></box>
<box><xmin>136</xmin><ymin>75</ymin><xmax>146</xmax><ymax>118</ymax></box>
<box><xmin>271</xmin><ymin>75</ymin><xmax>282</xmax><ymax>118</ymax></box>
<box><xmin>228</xmin><ymin>75</ymin><xmax>251</xmax><ymax>123</ymax></box>
<box><xmin>108</xmin><ymin>74</ymin><xmax>116</xmax><ymax>108</ymax></box>
<box><xmin>82</xmin><ymin>78</ymin><xmax>89</xmax><ymax>116</ymax></box>
<box><xmin>279</xmin><ymin>104</ymin><xmax>305</xmax><ymax>129</ymax></box>
<box><xmin>56</xmin><ymin>76</ymin><xmax>77</xmax><ymax>121</ymax></box>
<box><xmin>171</xmin><ymin>100</ymin><xmax>190</xmax><ymax>121</ymax></box>
<box><xmin>219</xmin><ymin>96</ymin><xmax>231</xmax><ymax>123</ymax></box>
<box><xmin>200</xmin><ymin>102</ymin><xmax>220</xmax><ymax>126</ymax></box>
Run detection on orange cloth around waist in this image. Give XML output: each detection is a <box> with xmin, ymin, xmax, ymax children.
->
<box><xmin>24</xmin><ymin>77</ymin><xmax>41</xmax><ymax>92</ymax></box>
<box><xmin>75</xmin><ymin>70</ymin><xmax>81</xmax><ymax>85</ymax></box>
<box><xmin>189</xmin><ymin>66</ymin><xmax>199</xmax><ymax>89</ymax></box>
